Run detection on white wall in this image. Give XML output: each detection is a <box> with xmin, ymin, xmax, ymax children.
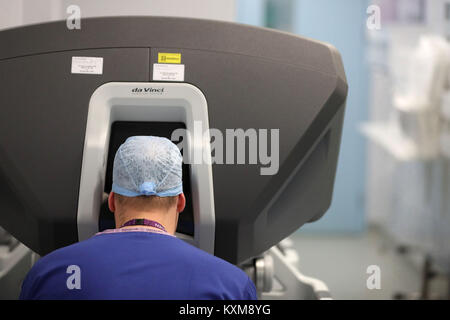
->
<box><xmin>0</xmin><ymin>0</ymin><xmax>236</xmax><ymax>30</ymax></box>
<box><xmin>0</xmin><ymin>0</ymin><xmax>23</xmax><ymax>30</ymax></box>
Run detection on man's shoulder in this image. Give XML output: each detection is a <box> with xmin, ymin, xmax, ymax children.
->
<box><xmin>29</xmin><ymin>233</ymin><xmax>120</xmax><ymax>276</ymax></box>
<box><xmin>174</xmin><ymin>240</ymin><xmax>256</xmax><ymax>299</ymax></box>
<box><xmin>176</xmin><ymin>239</ymin><xmax>235</xmax><ymax>267</ymax></box>
<box><xmin>35</xmin><ymin>235</ymin><xmax>100</xmax><ymax>261</ymax></box>
<box><xmin>176</xmin><ymin>240</ymin><xmax>249</xmax><ymax>281</ymax></box>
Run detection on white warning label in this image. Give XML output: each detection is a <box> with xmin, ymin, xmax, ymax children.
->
<box><xmin>71</xmin><ymin>57</ymin><xmax>103</xmax><ymax>75</ymax></box>
<box><xmin>152</xmin><ymin>63</ymin><xmax>185</xmax><ymax>81</ymax></box>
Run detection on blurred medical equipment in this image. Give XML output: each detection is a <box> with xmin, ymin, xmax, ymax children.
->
<box><xmin>362</xmin><ymin>14</ymin><xmax>450</xmax><ymax>298</ymax></box>
<box><xmin>0</xmin><ymin>227</ymin><xmax>31</xmax><ymax>299</ymax></box>
<box><xmin>0</xmin><ymin>17</ymin><xmax>347</xmax><ymax>299</ymax></box>
<box><xmin>362</xmin><ymin>35</ymin><xmax>450</xmax><ymax>160</ymax></box>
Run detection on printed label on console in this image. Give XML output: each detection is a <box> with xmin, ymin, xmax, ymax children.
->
<box><xmin>153</xmin><ymin>63</ymin><xmax>185</xmax><ymax>81</ymax></box>
<box><xmin>71</xmin><ymin>57</ymin><xmax>103</xmax><ymax>75</ymax></box>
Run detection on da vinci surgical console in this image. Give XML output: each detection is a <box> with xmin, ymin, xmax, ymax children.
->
<box><xmin>0</xmin><ymin>17</ymin><xmax>347</xmax><ymax>299</ymax></box>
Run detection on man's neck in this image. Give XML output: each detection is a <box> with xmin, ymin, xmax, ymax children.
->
<box><xmin>115</xmin><ymin>210</ymin><xmax>177</xmax><ymax>235</ymax></box>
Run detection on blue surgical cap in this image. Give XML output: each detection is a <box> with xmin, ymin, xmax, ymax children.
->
<box><xmin>112</xmin><ymin>136</ymin><xmax>183</xmax><ymax>197</ymax></box>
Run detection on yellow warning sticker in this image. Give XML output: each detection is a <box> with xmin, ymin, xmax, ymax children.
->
<box><xmin>158</xmin><ymin>53</ymin><xmax>181</xmax><ymax>64</ymax></box>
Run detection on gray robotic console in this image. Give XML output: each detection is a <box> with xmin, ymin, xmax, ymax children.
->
<box><xmin>0</xmin><ymin>17</ymin><xmax>347</xmax><ymax>299</ymax></box>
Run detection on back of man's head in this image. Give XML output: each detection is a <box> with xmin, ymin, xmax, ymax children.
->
<box><xmin>109</xmin><ymin>136</ymin><xmax>184</xmax><ymax>220</ymax></box>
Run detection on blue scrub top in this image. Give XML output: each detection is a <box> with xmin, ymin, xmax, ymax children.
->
<box><xmin>20</xmin><ymin>228</ymin><xmax>257</xmax><ymax>300</ymax></box>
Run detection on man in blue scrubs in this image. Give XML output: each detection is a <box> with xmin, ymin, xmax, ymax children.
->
<box><xmin>20</xmin><ymin>136</ymin><xmax>257</xmax><ymax>300</ymax></box>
